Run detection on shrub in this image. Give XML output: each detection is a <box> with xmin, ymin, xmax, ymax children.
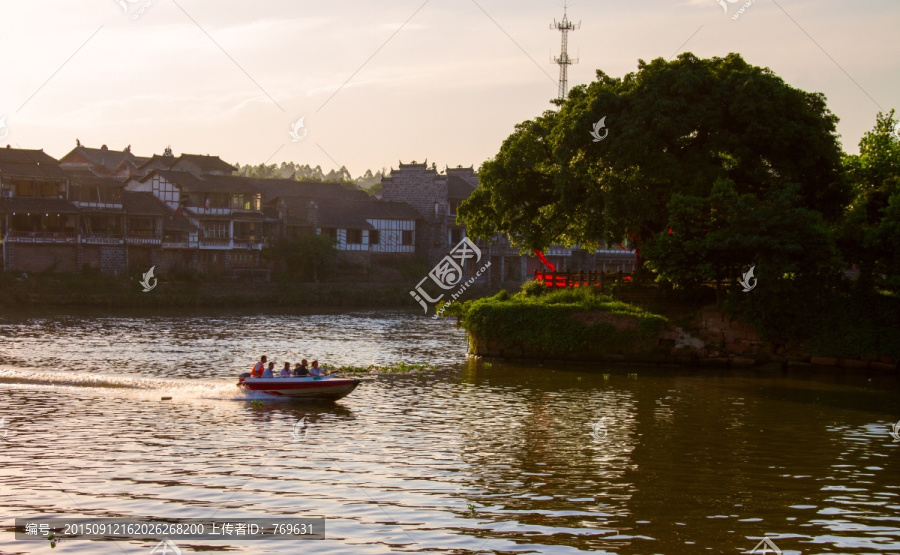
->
<box><xmin>520</xmin><ymin>280</ymin><xmax>546</xmax><ymax>297</ymax></box>
<box><xmin>455</xmin><ymin>286</ymin><xmax>668</xmax><ymax>357</ymax></box>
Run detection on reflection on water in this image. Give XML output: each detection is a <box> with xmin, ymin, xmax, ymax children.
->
<box><xmin>1</xmin><ymin>309</ymin><xmax>899</xmax><ymax>553</ymax></box>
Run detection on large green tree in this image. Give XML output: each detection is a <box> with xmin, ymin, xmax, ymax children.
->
<box><xmin>460</xmin><ymin>53</ymin><xmax>850</xmax><ymax>268</ymax></box>
<box><xmin>644</xmin><ymin>179</ymin><xmax>845</xmax><ymax>338</ymax></box>
<box><xmin>839</xmin><ymin>110</ymin><xmax>900</xmax><ymax>292</ymax></box>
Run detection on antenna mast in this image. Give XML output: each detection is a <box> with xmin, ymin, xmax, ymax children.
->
<box><xmin>551</xmin><ymin>2</ymin><xmax>580</xmax><ymax>102</ymax></box>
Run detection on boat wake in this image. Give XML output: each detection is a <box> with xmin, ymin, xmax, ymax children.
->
<box><xmin>0</xmin><ymin>367</ymin><xmax>283</xmax><ymax>403</ymax></box>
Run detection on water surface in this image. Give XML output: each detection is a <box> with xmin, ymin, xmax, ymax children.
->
<box><xmin>1</xmin><ymin>309</ymin><xmax>898</xmax><ymax>554</ymax></box>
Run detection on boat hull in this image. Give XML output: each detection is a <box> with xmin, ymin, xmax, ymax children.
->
<box><xmin>237</xmin><ymin>376</ymin><xmax>360</xmax><ymax>400</ymax></box>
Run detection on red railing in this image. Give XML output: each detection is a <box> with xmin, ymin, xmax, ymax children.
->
<box><xmin>534</xmin><ymin>269</ymin><xmax>611</xmax><ymax>288</ymax></box>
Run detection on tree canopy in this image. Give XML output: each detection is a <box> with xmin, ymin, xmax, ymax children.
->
<box><xmin>234</xmin><ymin>161</ymin><xmax>385</xmax><ymax>193</ymax></box>
<box><xmin>839</xmin><ymin>110</ymin><xmax>900</xmax><ymax>292</ymax></box>
<box><xmin>459</xmin><ymin>53</ymin><xmax>850</xmax><ymax>256</ymax></box>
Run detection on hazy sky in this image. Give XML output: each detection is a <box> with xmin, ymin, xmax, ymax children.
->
<box><xmin>1</xmin><ymin>0</ymin><xmax>897</xmax><ymax>177</ymax></box>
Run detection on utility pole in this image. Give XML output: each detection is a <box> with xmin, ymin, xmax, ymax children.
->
<box><xmin>551</xmin><ymin>3</ymin><xmax>580</xmax><ymax>102</ymax></box>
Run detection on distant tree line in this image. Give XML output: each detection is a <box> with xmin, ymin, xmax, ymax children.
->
<box><xmin>233</xmin><ymin>161</ymin><xmax>385</xmax><ymax>194</ymax></box>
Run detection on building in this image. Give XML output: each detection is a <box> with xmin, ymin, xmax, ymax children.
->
<box><xmin>380</xmin><ymin>160</ymin><xmax>637</xmax><ymax>285</ymax></box>
<box><xmin>1</xmin><ymin>143</ymin><xmax>634</xmax><ymax>280</ymax></box>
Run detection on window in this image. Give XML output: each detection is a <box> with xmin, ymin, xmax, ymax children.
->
<box><xmin>450</xmin><ymin>228</ymin><xmax>463</xmax><ymax>245</ymax></box>
<box><xmin>201</xmin><ymin>221</ymin><xmax>229</xmax><ymax>239</ymax></box>
<box><xmin>401</xmin><ymin>230</ymin><xmax>413</xmax><ymax>246</ymax></box>
<box><xmin>346</xmin><ymin>229</ymin><xmax>362</xmax><ymax>244</ymax></box>
<box><xmin>369</xmin><ymin>230</ymin><xmax>380</xmax><ymax>245</ymax></box>
<box><xmin>322</xmin><ymin>228</ymin><xmax>337</xmax><ymax>241</ymax></box>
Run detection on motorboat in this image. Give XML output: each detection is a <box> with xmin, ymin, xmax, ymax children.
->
<box><xmin>237</xmin><ymin>374</ymin><xmax>360</xmax><ymax>400</ymax></box>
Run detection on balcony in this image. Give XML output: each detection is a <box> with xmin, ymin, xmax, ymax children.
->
<box><xmin>199</xmin><ymin>237</ymin><xmax>233</xmax><ymax>249</ymax></box>
<box><xmin>126</xmin><ymin>232</ymin><xmax>162</xmax><ymax>246</ymax></box>
<box><xmin>82</xmin><ymin>233</ymin><xmax>124</xmax><ymax>245</ymax></box>
<box><xmin>233</xmin><ymin>237</ymin><xmax>263</xmax><ymax>250</ymax></box>
<box><xmin>5</xmin><ymin>230</ymin><xmax>77</xmax><ymax>244</ymax></box>
<box><xmin>73</xmin><ymin>201</ymin><xmax>123</xmax><ymax>210</ymax></box>
<box><xmin>162</xmin><ymin>241</ymin><xmax>192</xmax><ymax>249</ymax></box>
<box><xmin>187</xmin><ymin>206</ymin><xmax>231</xmax><ymax>217</ymax></box>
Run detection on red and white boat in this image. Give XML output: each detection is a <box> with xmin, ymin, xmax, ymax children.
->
<box><xmin>237</xmin><ymin>375</ymin><xmax>360</xmax><ymax>400</ymax></box>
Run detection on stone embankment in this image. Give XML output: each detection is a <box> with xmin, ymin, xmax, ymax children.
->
<box><xmin>470</xmin><ymin>307</ymin><xmax>899</xmax><ymax>372</ymax></box>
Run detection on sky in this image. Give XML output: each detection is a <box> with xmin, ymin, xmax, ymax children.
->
<box><xmin>0</xmin><ymin>0</ymin><xmax>897</xmax><ymax>178</ymax></box>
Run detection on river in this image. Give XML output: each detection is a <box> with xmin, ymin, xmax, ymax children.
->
<box><xmin>1</xmin><ymin>308</ymin><xmax>898</xmax><ymax>554</ymax></box>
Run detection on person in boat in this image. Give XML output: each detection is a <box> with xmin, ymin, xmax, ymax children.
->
<box><xmin>262</xmin><ymin>362</ymin><xmax>276</xmax><ymax>378</ymax></box>
<box><xmin>280</xmin><ymin>362</ymin><xmax>292</xmax><ymax>378</ymax></box>
<box><xmin>250</xmin><ymin>355</ymin><xmax>268</xmax><ymax>378</ymax></box>
<box><xmin>308</xmin><ymin>360</ymin><xmax>325</xmax><ymax>377</ymax></box>
<box><xmin>293</xmin><ymin>359</ymin><xmax>309</xmax><ymax>377</ymax></box>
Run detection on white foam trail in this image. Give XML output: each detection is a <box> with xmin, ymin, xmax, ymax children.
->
<box><xmin>0</xmin><ymin>367</ymin><xmax>284</xmax><ymax>404</ymax></box>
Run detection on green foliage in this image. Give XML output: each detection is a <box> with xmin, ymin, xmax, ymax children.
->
<box><xmin>839</xmin><ymin>110</ymin><xmax>900</xmax><ymax>293</ymax></box>
<box><xmin>266</xmin><ymin>233</ymin><xmax>337</xmax><ymax>282</ymax></box>
<box><xmin>455</xmin><ymin>285</ymin><xmax>668</xmax><ymax>357</ymax></box>
<box><xmin>379</xmin><ymin>256</ymin><xmax>430</xmax><ymax>281</ymax></box>
<box><xmin>235</xmin><ymin>161</ymin><xmax>385</xmax><ymax>193</ymax></box>
<box><xmin>520</xmin><ymin>280</ymin><xmax>547</xmax><ymax>297</ymax></box>
<box><xmin>645</xmin><ymin>180</ymin><xmax>846</xmax><ymax>340</ymax></box>
<box><xmin>811</xmin><ymin>290</ymin><xmax>900</xmax><ymax>360</ymax></box>
<box><xmin>459</xmin><ymin>53</ymin><xmax>849</xmax><ymax>257</ymax></box>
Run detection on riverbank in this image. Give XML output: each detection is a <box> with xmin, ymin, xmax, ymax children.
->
<box><xmin>453</xmin><ymin>283</ymin><xmax>900</xmax><ymax>372</ymax></box>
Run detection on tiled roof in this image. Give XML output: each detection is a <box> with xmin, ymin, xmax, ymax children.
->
<box><xmin>360</xmin><ymin>200</ymin><xmax>420</xmax><ymax>220</ymax></box>
<box><xmin>139</xmin><ymin>169</ymin><xmax>208</xmax><ymax>191</ymax></box>
<box><xmin>0</xmin><ymin>148</ymin><xmax>69</xmax><ymax>179</ymax></box>
<box><xmin>138</xmin><ymin>154</ymin><xmax>178</xmax><ymax>170</ymax></box>
<box><xmin>0</xmin><ymin>197</ymin><xmax>79</xmax><ymax>214</ymax></box>
<box><xmin>122</xmin><ymin>191</ymin><xmax>169</xmax><ymax>215</ymax></box>
<box><xmin>447</xmin><ymin>175</ymin><xmax>476</xmax><ymax>199</ymax></box>
<box><xmin>252</xmin><ymin>179</ymin><xmax>370</xmax><ymax>203</ymax></box>
<box><xmin>176</xmin><ymin>154</ymin><xmax>237</xmax><ymax>173</ymax></box>
<box><xmin>279</xmin><ymin>196</ymin><xmax>374</xmax><ymax>230</ymax></box>
<box><xmin>120</xmin><ymin>190</ymin><xmax>196</xmax><ymax>231</ymax></box>
<box><xmin>0</xmin><ymin>148</ymin><xmax>60</xmax><ymax>165</ymax></box>
<box><xmin>60</xmin><ymin>146</ymin><xmax>142</xmax><ymax>171</ymax></box>
<box><xmin>65</xmin><ymin>168</ymin><xmax>128</xmax><ymax>187</ymax></box>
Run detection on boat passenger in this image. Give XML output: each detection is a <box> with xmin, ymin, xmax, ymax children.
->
<box><xmin>293</xmin><ymin>359</ymin><xmax>309</xmax><ymax>377</ymax></box>
<box><xmin>250</xmin><ymin>355</ymin><xmax>267</xmax><ymax>378</ymax></box>
<box><xmin>280</xmin><ymin>363</ymin><xmax>292</xmax><ymax>378</ymax></box>
<box><xmin>309</xmin><ymin>360</ymin><xmax>325</xmax><ymax>377</ymax></box>
<box><xmin>262</xmin><ymin>362</ymin><xmax>276</xmax><ymax>378</ymax></box>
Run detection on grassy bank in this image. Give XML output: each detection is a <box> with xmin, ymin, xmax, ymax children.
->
<box><xmin>451</xmin><ymin>284</ymin><xmax>669</xmax><ymax>359</ymax></box>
